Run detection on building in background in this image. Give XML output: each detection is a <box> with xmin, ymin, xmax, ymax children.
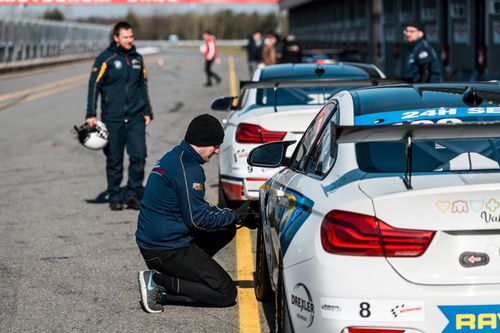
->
<box><xmin>280</xmin><ymin>0</ymin><xmax>500</xmax><ymax>80</ymax></box>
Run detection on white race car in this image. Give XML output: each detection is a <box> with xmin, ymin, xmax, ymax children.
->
<box><xmin>248</xmin><ymin>82</ymin><xmax>500</xmax><ymax>333</ymax></box>
<box><xmin>211</xmin><ymin>63</ymin><xmax>385</xmax><ymax>208</ymax></box>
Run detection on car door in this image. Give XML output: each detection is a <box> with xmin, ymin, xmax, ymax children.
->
<box><xmin>264</xmin><ymin>101</ymin><xmax>338</xmax><ymax>278</ymax></box>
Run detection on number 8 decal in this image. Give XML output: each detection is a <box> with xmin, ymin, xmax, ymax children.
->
<box><xmin>359</xmin><ymin>302</ymin><xmax>371</xmax><ymax>318</ymax></box>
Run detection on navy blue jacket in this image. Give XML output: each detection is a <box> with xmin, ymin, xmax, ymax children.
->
<box><xmin>86</xmin><ymin>42</ymin><xmax>153</xmax><ymax>122</ymax></box>
<box><xmin>405</xmin><ymin>38</ymin><xmax>442</xmax><ymax>83</ymax></box>
<box><xmin>136</xmin><ymin>140</ymin><xmax>236</xmax><ymax>252</ymax></box>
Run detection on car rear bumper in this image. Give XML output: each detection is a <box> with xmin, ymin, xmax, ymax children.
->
<box><xmin>283</xmin><ymin>255</ymin><xmax>500</xmax><ymax>333</ymax></box>
<box><xmin>220</xmin><ymin>175</ymin><xmax>267</xmax><ymax>201</ymax></box>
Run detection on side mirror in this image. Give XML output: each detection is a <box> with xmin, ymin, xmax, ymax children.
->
<box><xmin>211</xmin><ymin>96</ymin><xmax>237</xmax><ymax>111</ymax></box>
<box><xmin>247</xmin><ymin>141</ymin><xmax>296</xmax><ymax>168</ymax></box>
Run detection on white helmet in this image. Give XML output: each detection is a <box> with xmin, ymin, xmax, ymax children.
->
<box><xmin>74</xmin><ymin>120</ymin><xmax>109</xmax><ymax>150</ymax></box>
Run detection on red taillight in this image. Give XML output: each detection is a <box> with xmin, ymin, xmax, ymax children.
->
<box><xmin>320</xmin><ymin>210</ymin><xmax>435</xmax><ymax>257</ymax></box>
<box><xmin>347</xmin><ymin>328</ymin><xmax>405</xmax><ymax>333</ymax></box>
<box><xmin>235</xmin><ymin>123</ymin><xmax>286</xmax><ymax>143</ymax></box>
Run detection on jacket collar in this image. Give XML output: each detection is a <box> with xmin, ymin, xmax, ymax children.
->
<box><xmin>179</xmin><ymin>140</ymin><xmax>205</xmax><ymax>164</ymax></box>
<box><xmin>108</xmin><ymin>42</ymin><xmax>138</xmax><ymax>56</ymax></box>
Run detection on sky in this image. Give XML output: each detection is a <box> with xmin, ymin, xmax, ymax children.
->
<box><xmin>0</xmin><ymin>3</ymin><xmax>278</xmax><ymax>19</ymax></box>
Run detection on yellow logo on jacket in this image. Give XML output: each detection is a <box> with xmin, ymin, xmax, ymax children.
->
<box><xmin>192</xmin><ymin>183</ymin><xmax>204</xmax><ymax>191</ymax></box>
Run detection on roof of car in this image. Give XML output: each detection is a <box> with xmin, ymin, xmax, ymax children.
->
<box><xmin>351</xmin><ymin>82</ymin><xmax>500</xmax><ymax>117</ymax></box>
<box><xmin>259</xmin><ymin>63</ymin><xmax>382</xmax><ymax>80</ymax></box>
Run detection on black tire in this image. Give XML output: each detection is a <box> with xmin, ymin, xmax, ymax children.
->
<box><xmin>254</xmin><ymin>226</ymin><xmax>274</xmax><ymax>301</ymax></box>
<box><xmin>275</xmin><ymin>264</ymin><xmax>294</xmax><ymax>333</ymax></box>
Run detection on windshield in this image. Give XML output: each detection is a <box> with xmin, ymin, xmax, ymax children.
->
<box><xmin>256</xmin><ymin>84</ymin><xmax>364</xmax><ymax>106</ymax></box>
<box><xmin>356</xmin><ymin>139</ymin><xmax>500</xmax><ymax>173</ymax></box>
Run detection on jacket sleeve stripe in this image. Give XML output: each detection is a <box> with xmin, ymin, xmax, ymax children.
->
<box><xmin>179</xmin><ymin>151</ymin><xmax>210</xmax><ymax>231</ymax></box>
<box><xmin>95</xmin><ymin>63</ymin><xmax>108</xmax><ymax>84</ymax></box>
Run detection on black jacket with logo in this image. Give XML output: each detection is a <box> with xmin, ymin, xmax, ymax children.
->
<box><xmin>86</xmin><ymin>42</ymin><xmax>153</xmax><ymax>122</ymax></box>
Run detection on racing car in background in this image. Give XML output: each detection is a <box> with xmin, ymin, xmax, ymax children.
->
<box><xmin>211</xmin><ymin>62</ymin><xmax>386</xmax><ymax>208</ymax></box>
<box><xmin>248</xmin><ymin>82</ymin><xmax>500</xmax><ymax>333</ymax></box>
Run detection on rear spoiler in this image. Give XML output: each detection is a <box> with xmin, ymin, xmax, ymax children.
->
<box><xmin>335</xmin><ymin>121</ymin><xmax>500</xmax><ymax>190</ymax></box>
<box><xmin>239</xmin><ymin>78</ymin><xmax>402</xmax><ymax>91</ymax></box>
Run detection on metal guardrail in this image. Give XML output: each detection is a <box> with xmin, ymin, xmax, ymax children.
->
<box><xmin>0</xmin><ymin>16</ymin><xmax>110</xmax><ymax>66</ymax></box>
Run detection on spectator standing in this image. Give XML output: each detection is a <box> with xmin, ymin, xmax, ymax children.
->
<box><xmin>202</xmin><ymin>30</ymin><xmax>221</xmax><ymax>87</ymax></box>
<box><xmin>246</xmin><ymin>31</ymin><xmax>263</xmax><ymax>78</ymax></box>
<box><xmin>403</xmin><ymin>22</ymin><xmax>442</xmax><ymax>83</ymax></box>
<box><xmin>279</xmin><ymin>34</ymin><xmax>303</xmax><ymax>64</ymax></box>
<box><xmin>86</xmin><ymin>21</ymin><xmax>153</xmax><ymax>211</ymax></box>
<box><xmin>262</xmin><ymin>32</ymin><xmax>277</xmax><ymax>66</ymax></box>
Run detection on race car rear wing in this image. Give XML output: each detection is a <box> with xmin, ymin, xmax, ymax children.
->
<box><xmin>335</xmin><ymin>121</ymin><xmax>500</xmax><ymax>189</ymax></box>
<box><xmin>238</xmin><ymin>78</ymin><xmax>402</xmax><ymax>112</ymax></box>
<box><xmin>239</xmin><ymin>78</ymin><xmax>402</xmax><ymax>91</ymax></box>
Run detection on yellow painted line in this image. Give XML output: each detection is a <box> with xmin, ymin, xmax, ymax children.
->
<box><xmin>229</xmin><ymin>54</ymin><xmax>261</xmax><ymax>333</ymax></box>
<box><xmin>0</xmin><ymin>74</ymin><xmax>87</xmax><ymax>102</ymax></box>
<box><xmin>236</xmin><ymin>228</ymin><xmax>261</xmax><ymax>333</ymax></box>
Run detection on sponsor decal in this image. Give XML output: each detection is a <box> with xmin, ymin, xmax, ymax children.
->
<box><xmin>92</xmin><ymin>67</ymin><xmax>98</xmax><ymax>72</ymax></box>
<box><xmin>192</xmin><ymin>182</ymin><xmax>204</xmax><ymax>191</ymax></box>
<box><xmin>290</xmin><ymin>283</ymin><xmax>314</xmax><ymax>327</ymax></box>
<box><xmin>132</xmin><ymin>58</ymin><xmax>141</xmax><ymax>69</ymax></box>
<box><xmin>438</xmin><ymin>304</ymin><xmax>500</xmax><ymax>332</ymax></box>
<box><xmin>355</xmin><ymin>107</ymin><xmax>500</xmax><ymax>126</ymax></box>
<box><xmin>435</xmin><ymin>198</ymin><xmax>500</xmax><ymax>223</ymax></box>
<box><xmin>391</xmin><ymin>304</ymin><xmax>424</xmax><ymax>318</ymax></box>
<box><xmin>113</xmin><ymin>60</ymin><xmax>122</xmax><ymax>69</ymax></box>
<box><xmin>320</xmin><ymin>297</ymin><xmax>425</xmax><ymax>322</ymax></box>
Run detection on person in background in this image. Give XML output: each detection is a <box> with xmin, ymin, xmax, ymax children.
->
<box><xmin>262</xmin><ymin>32</ymin><xmax>277</xmax><ymax>66</ymax></box>
<box><xmin>86</xmin><ymin>21</ymin><xmax>153</xmax><ymax>211</ymax></box>
<box><xmin>246</xmin><ymin>31</ymin><xmax>263</xmax><ymax>78</ymax></box>
<box><xmin>202</xmin><ymin>30</ymin><xmax>221</xmax><ymax>87</ymax></box>
<box><xmin>136</xmin><ymin>114</ymin><xmax>256</xmax><ymax>313</ymax></box>
<box><xmin>279</xmin><ymin>34</ymin><xmax>303</xmax><ymax>64</ymax></box>
<box><xmin>403</xmin><ymin>22</ymin><xmax>442</xmax><ymax>83</ymax></box>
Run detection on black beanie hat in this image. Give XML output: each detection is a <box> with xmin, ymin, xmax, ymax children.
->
<box><xmin>185</xmin><ymin>114</ymin><xmax>225</xmax><ymax>147</ymax></box>
<box><xmin>405</xmin><ymin>22</ymin><xmax>425</xmax><ymax>33</ymax></box>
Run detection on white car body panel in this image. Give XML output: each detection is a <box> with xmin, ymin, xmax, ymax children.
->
<box><xmin>256</xmin><ymin>84</ymin><xmax>500</xmax><ymax>332</ymax></box>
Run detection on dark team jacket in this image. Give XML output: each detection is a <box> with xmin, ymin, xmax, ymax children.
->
<box><xmin>135</xmin><ymin>140</ymin><xmax>236</xmax><ymax>252</ymax></box>
<box><xmin>86</xmin><ymin>42</ymin><xmax>153</xmax><ymax>122</ymax></box>
<box><xmin>405</xmin><ymin>38</ymin><xmax>442</xmax><ymax>83</ymax></box>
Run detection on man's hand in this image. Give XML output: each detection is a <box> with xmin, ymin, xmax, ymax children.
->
<box><xmin>233</xmin><ymin>202</ymin><xmax>259</xmax><ymax>229</ymax></box>
<box><xmin>144</xmin><ymin>115</ymin><xmax>151</xmax><ymax>126</ymax></box>
<box><xmin>86</xmin><ymin>117</ymin><xmax>97</xmax><ymax>128</ymax></box>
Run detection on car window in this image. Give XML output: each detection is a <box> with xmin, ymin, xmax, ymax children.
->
<box><xmin>303</xmin><ymin>117</ymin><xmax>337</xmax><ymax>178</ymax></box>
<box><xmin>290</xmin><ymin>101</ymin><xmax>337</xmax><ymax>170</ymax></box>
<box><xmin>356</xmin><ymin>139</ymin><xmax>500</xmax><ymax>173</ymax></box>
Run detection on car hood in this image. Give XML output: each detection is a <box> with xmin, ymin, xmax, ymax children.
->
<box><xmin>359</xmin><ymin>173</ymin><xmax>500</xmax><ymax>285</ymax></box>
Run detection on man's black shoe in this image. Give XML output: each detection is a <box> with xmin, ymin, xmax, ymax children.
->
<box><xmin>125</xmin><ymin>197</ymin><xmax>141</xmax><ymax>210</ymax></box>
<box><xmin>109</xmin><ymin>202</ymin><xmax>124</xmax><ymax>211</ymax></box>
<box><xmin>204</xmin><ymin>82</ymin><xmax>212</xmax><ymax>87</ymax></box>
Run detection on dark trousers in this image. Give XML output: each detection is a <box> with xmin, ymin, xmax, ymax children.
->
<box><xmin>141</xmin><ymin>227</ymin><xmax>237</xmax><ymax>307</ymax></box>
<box><xmin>103</xmin><ymin>117</ymin><xmax>146</xmax><ymax>203</ymax></box>
<box><xmin>204</xmin><ymin>59</ymin><xmax>220</xmax><ymax>85</ymax></box>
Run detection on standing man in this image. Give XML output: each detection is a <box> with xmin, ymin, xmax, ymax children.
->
<box><xmin>202</xmin><ymin>30</ymin><xmax>221</xmax><ymax>87</ymax></box>
<box><xmin>86</xmin><ymin>21</ymin><xmax>153</xmax><ymax>211</ymax></box>
<box><xmin>246</xmin><ymin>31</ymin><xmax>263</xmax><ymax>78</ymax></box>
<box><xmin>403</xmin><ymin>22</ymin><xmax>442</xmax><ymax>83</ymax></box>
<box><xmin>135</xmin><ymin>114</ymin><xmax>255</xmax><ymax>313</ymax></box>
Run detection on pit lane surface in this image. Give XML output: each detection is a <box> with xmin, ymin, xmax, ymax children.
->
<box><xmin>0</xmin><ymin>47</ymin><xmax>274</xmax><ymax>332</ymax></box>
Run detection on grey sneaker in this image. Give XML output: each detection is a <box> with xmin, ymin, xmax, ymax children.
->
<box><xmin>138</xmin><ymin>271</ymin><xmax>164</xmax><ymax>313</ymax></box>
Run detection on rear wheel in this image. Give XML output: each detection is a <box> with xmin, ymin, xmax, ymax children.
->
<box><xmin>254</xmin><ymin>226</ymin><xmax>274</xmax><ymax>301</ymax></box>
<box><xmin>275</xmin><ymin>263</ymin><xmax>293</xmax><ymax>333</ymax></box>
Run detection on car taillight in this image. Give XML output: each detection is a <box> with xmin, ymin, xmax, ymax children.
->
<box><xmin>347</xmin><ymin>328</ymin><xmax>405</xmax><ymax>333</ymax></box>
<box><xmin>321</xmin><ymin>210</ymin><xmax>435</xmax><ymax>257</ymax></box>
<box><xmin>235</xmin><ymin>123</ymin><xmax>286</xmax><ymax>143</ymax></box>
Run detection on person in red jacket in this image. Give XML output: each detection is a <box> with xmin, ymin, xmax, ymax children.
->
<box><xmin>202</xmin><ymin>30</ymin><xmax>221</xmax><ymax>87</ymax></box>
